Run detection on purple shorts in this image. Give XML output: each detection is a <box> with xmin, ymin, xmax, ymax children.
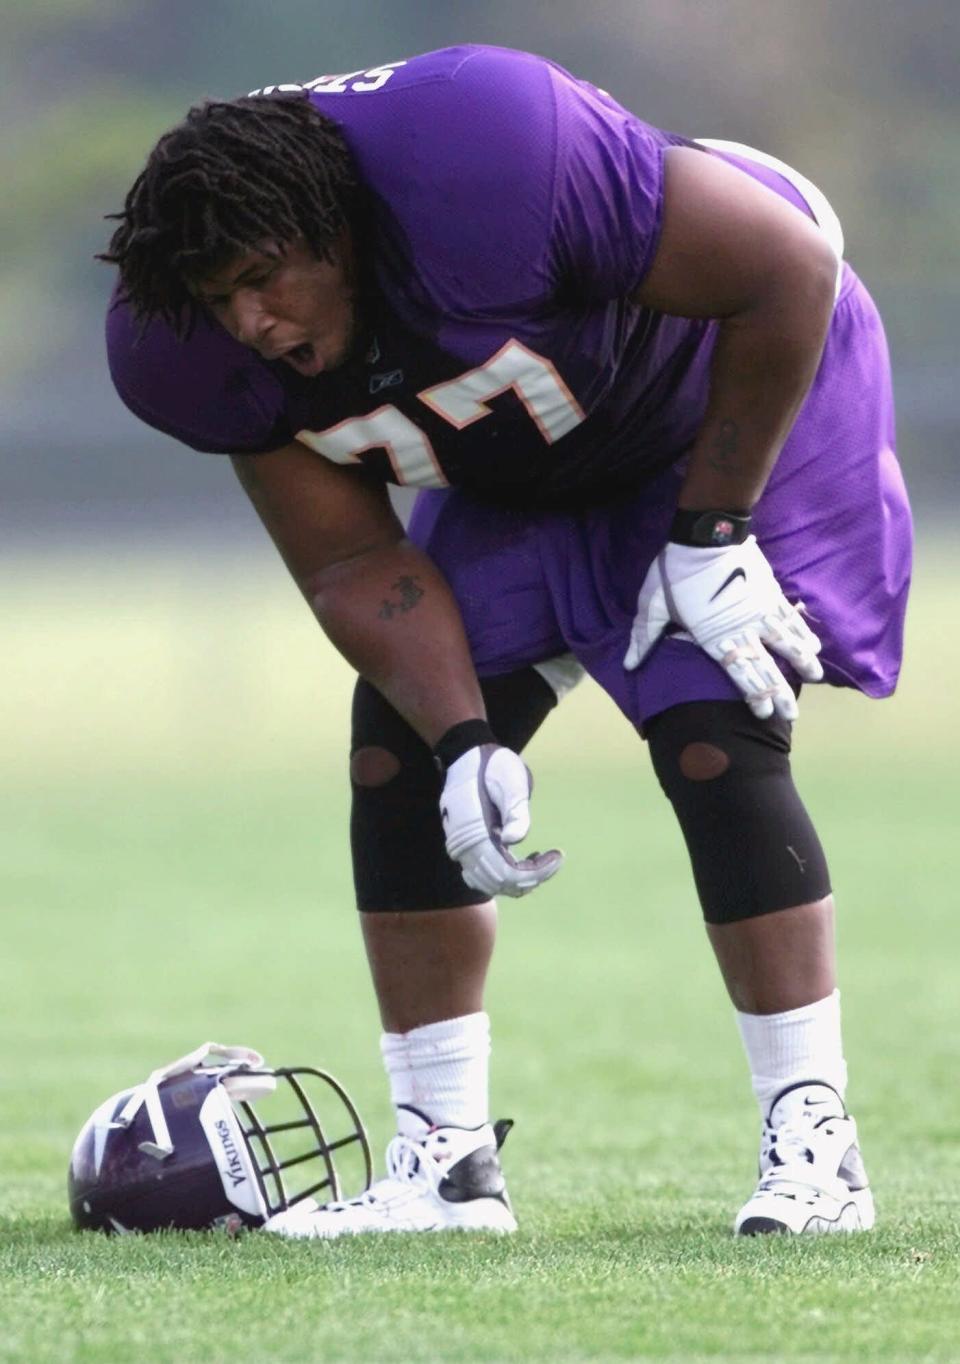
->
<box><xmin>409</xmin><ymin>271</ymin><xmax>913</xmax><ymax>729</ymax></box>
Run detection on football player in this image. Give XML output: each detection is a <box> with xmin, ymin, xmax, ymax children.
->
<box><xmin>103</xmin><ymin>45</ymin><xmax>911</xmax><ymax>1237</ymax></box>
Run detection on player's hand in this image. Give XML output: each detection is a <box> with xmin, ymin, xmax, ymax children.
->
<box><xmin>440</xmin><ymin>745</ymin><xmax>564</xmax><ymax>898</ymax></box>
<box><xmin>624</xmin><ymin>536</ymin><xmax>823</xmax><ymax>721</ymax></box>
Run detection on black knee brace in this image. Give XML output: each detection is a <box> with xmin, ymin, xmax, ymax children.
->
<box><xmin>350</xmin><ymin>669</ymin><xmax>558</xmax><ymax>912</ymax></box>
<box><xmin>646</xmin><ymin>701</ymin><xmax>831</xmax><ymax>924</ymax></box>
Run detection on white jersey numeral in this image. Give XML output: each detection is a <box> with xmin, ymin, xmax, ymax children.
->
<box><xmin>419</xmin><ymin>340</ymin><xmax>585</xmax><ymax>443</ymax></box>
<box><xmin>295</xmin><ymin>342</ymin><xmax>586</xmax><ymax>488</ymax></box>
<box><xmin>297</xmin><ymin>405</ymin><xmax>448</xmax><ymax>488</ymax></box>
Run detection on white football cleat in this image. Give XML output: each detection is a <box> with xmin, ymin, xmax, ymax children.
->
<box><xmin>264</xmin><ymin>1107</ymin><xmax>517</xmax><ymax>1239</ymax></box>
<box><xmin>734</xmin><ymin>1082</ymin><xmax>875</xmax><ymax>1236</ymax></box>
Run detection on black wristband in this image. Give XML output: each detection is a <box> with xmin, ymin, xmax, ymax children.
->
<box><xmin>433</xmin><ymin>719</ymin><xmax>497</xmax><ymax>773</ymax></box>
<box><xmin>669</xmin><ymin>508</ymin><xmax>752</xmax><ymax>548</ymax></box>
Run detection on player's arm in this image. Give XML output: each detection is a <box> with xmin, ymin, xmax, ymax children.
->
<box><xmin>634</xmin><ymin>144</ymin><xmax>838</xmax><ymax>510</ymax></box>
<box><xmin>625</xmin><ymin>146</ymin><xmax>836</xmax><ymax>719</ymax></box>
<box><xmin>231</xmin><ymin>440</ymin><xmax>483</xmax><ymax>746</ymax></box>
<box><xmin>232</xmin><ymin>441</ymin><xmax>562</xmax><ymax>897</ymax></box>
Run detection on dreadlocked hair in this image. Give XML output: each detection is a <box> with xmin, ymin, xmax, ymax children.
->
<box><xmin>100</xmin><ymin>94</ymin><xmax>359</xmax><ymax>334</ymax></box>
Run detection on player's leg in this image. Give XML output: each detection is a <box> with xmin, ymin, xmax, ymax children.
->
<box><xmin>535</xmin><ymin>492</ymin><xmax>872</xmax><ymax>1234</ymax></box>
<box><xmin>699</xmin><ymin>269</ymin><xmax>905</xmax><ymax>1233</ymax></box>
<box><xmin>366</xmin><ymin>667</ymin><xmax>559</xmax><ymax>1206</ymax></box>
<box><xmin>644</xmin><ymin>699</ymin><xmax>836</xmax><ymax>1002</ymax></box>
<box><xmin>645</xmin><ymin>698</ymin><xmax>871</xmax><ymax>1233</ymax></box>
<box><xmin>521</xmin><ymin>497</ymin><xmax>869</xmax><ymax>1236</ymax></box>
<box><xmin>355</xmin><ymin>663</ymin><xmax>559</xmax><ymax>1029</ymax></box>
<box><xmin>705</xmin><ymin>900</ymin><xmax>835</xmax><ymax>1015</ymax></box>
<box><xmin>267</xmin><ymin>660</ymin><xmax>571</xmax><ymax>1239</ymax></box>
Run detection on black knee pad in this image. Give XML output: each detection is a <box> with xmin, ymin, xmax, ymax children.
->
<box><xmin>350</xmin><ymin>669</ymin><xmax>558</xmax><ymax>912</ymax></box>
<box><xmin>646</xmin><ymin>701</ymin><xmax>831</xmax><ymax>924</ymax></box>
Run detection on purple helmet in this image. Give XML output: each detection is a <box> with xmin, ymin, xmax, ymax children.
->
<box><xmin>68</xmin><ymin>1043</ymin><xmax>371</xmax><ymax>1233</ymax></box>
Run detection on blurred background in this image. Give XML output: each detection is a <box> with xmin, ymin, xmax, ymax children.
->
<box><xmin>2</xmin><ymin>2</ymin><xmax>957</xmax><ymax>1108</ymax></box>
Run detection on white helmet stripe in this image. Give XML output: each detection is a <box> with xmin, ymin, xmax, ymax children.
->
<box><xmin>114</xmin><ymin>1080</ymin><xmax>174</xmax><ymax>1159</ymax></box>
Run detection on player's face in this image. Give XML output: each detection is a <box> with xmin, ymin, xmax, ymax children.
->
<box><xmin>193</xmin><ymin>235</ymin><xmax>359</xmax><ymax>377</ymax></box>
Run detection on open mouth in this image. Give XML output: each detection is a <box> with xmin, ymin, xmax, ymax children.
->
<box><xmin>278</xmin><ymin>341</ymin><xmax>323</xmax><ymax>377</ymax></box>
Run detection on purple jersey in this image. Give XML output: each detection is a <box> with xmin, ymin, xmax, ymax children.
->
<box><xmin>107</xmin><ymin>45</ymin><xmax>824</xmax><ymax>506</ymax></box>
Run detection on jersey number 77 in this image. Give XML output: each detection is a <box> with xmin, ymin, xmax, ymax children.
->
<box><xmin>295</xmin><ymin>340</ymin><xmax>585</xmax><ymax>486</ymax></box>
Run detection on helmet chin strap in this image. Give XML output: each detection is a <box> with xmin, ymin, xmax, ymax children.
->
<box><xmin>152</xmin><ymin>1042</ymin><xmax>266</xmax><ymax>1079</ymax></box>
<box><xmin>113</xmin><ymin>1043</ymin><xmax>268</xmax><ymax>1161</ymax></box>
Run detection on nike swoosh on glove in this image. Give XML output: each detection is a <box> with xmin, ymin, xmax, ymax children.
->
<box><xmin>623</xmin><ymin>536</ymin><xmax>823</xmax><ymax>721</ymax></box>
<box><xmin>440</xmin><ymin>745</ymin><xmax>564</xmax><ymax>898</ymax></box>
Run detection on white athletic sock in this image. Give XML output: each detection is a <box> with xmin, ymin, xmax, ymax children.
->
<box><xmin>380</xmin><ymin>1011</ymin><xmax>491</xmax><ymax>1131</ymax></box>
<box><xmin>736</xmin><ymin>989</ymin><xmax>847</xmax><ymax>1114</ymax></box>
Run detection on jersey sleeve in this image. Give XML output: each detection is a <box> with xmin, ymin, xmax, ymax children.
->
<box><xmin>547</xmin><ymin>66</ymin><xmax>670</xmax><ymax>300</ymax></box>
<box><xmin>105</xmin><ymin>290</ymin><xmax>293</xmax><ymax>455</ymax></box>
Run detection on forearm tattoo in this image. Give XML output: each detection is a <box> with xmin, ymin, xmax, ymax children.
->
<box><xmin>706</xmin><ymin>418</ymin><xmax>746</xmax><ymax>476</ymax></box>
<box><xmin>378</xmin><ymin>574</ymin><xmax>425</xmax><ymax>620</ymax></box>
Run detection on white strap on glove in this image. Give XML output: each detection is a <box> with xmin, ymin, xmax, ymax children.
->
<box><xmin>624</xmin><ymin>536</ymin><xmax>823</xmax><ymax>721</ymax></box>
<box><xmin>440</xmin><ymin>744</ymin><xmax>563</xmax><ymax>898</ymax></box>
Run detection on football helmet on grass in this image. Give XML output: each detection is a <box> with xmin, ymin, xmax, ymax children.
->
<box><xmin>68</xmin><ymin>1042</ymin><xmax>371</xmax><ymax>1233</ymax></box>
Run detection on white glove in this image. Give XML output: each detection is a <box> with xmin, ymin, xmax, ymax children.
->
<box><xmin>624</xmin><ymin>536</ymin><xmax>823</xmax><ymax>721</ymax></box>
<box><xmin>440</xmin><ymin>744</ymin><xmax>563</xmax><ymax>898</ymax></box>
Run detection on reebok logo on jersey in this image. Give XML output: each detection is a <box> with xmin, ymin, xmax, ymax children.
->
<box><xmin>709</xmin><ymin>567</ymin><xmax>747</xmax><ymax>601</ymax></box>
<box><xmin>369</xmin><ymin>369</ymin><xmax>404</xmax><ymax>394</ymax></box>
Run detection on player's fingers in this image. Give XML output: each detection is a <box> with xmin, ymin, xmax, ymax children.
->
<box><xmin>786</xmin><ymin>605</ymin><xmax>821</xmax><ymax>653</ymax></box>
<box><xmin>500</xmin><ymin>804</ymin><xmax>530</xmax><ymax>845</ymax></box>
<box><xmin>484</xmin><ymin>750</ymin><xmax>532</xmax><ymax>844</ymax></box>
<box><xmin>496</xmin><ymin>849</ymin><xmax>564</xmax><ymax>897</ymax></box>
<box><xmin>511</xmin><ymin>848</ymin><xmax>564</xmax><ymax>883</ymax></box>
<box><xmin>460</xmin><ymin>845</ymin><xmax>509</xmax><ymax>897</ymax></box>
<box><xmin>749</xmin><ymin>645</ymin><xmax>799</xmax><ymax>721</ymax></box>
<box><xmin>770</xmin><ymin>685</ymin><xmax>799</xmax><ymax>722</ymax></box>
<box><xmin>711</xmin><ymin>635</ymin><xmax>793</xmax><ymax>722</ymax></box>
<box><xmin>459</xmin><ymin>843</ymin><xmax>563</xmax><ymax>899</ymax></box>
<box><xmin>763</xmin><ymin>636</ymin><xmax>823</xmax><ymax>683</ymax></box>
<box><xmin>761</xmin><ymin>606</ymin><xmax>824</xmax><ymax>681</ymax></box>
<box><xmin>790</xmin><ymin>652</ymin><xmax>824</xmax><ymax>683</ymax></box>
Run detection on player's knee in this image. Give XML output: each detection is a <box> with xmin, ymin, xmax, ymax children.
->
<box><xmin>349</xmin><ymin>670</ymin><xmax>557</xmax><ymax>913</ymax></box>
<box><xmin>647</xmin><ymin>701</ymin><xmax>830</xmax><ymax>924</ymax></box>
<box><xmin>678</xmin><ymin>741</ymin><xmax>730</xmax><ymax>781</ymax></box>
<box><xmin>350</xmin><ymin>745</ymin><xmax>401</xmax><ymax>787</ymax></box>
<box><xmin>648</xmin><ymin>700</ymin><xmax>793</xmax><ymax>791</ymax></box>
<box><xmin>350</xmin><ymin>678</ymin><xmax>487</xmax><ymax>913</ymax></box>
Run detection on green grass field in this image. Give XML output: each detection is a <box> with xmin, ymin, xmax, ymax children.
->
<box><xmin>2</xmin><ymin>541</ymin><xmax>957</xmax><ymax>1363</ymax></box>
